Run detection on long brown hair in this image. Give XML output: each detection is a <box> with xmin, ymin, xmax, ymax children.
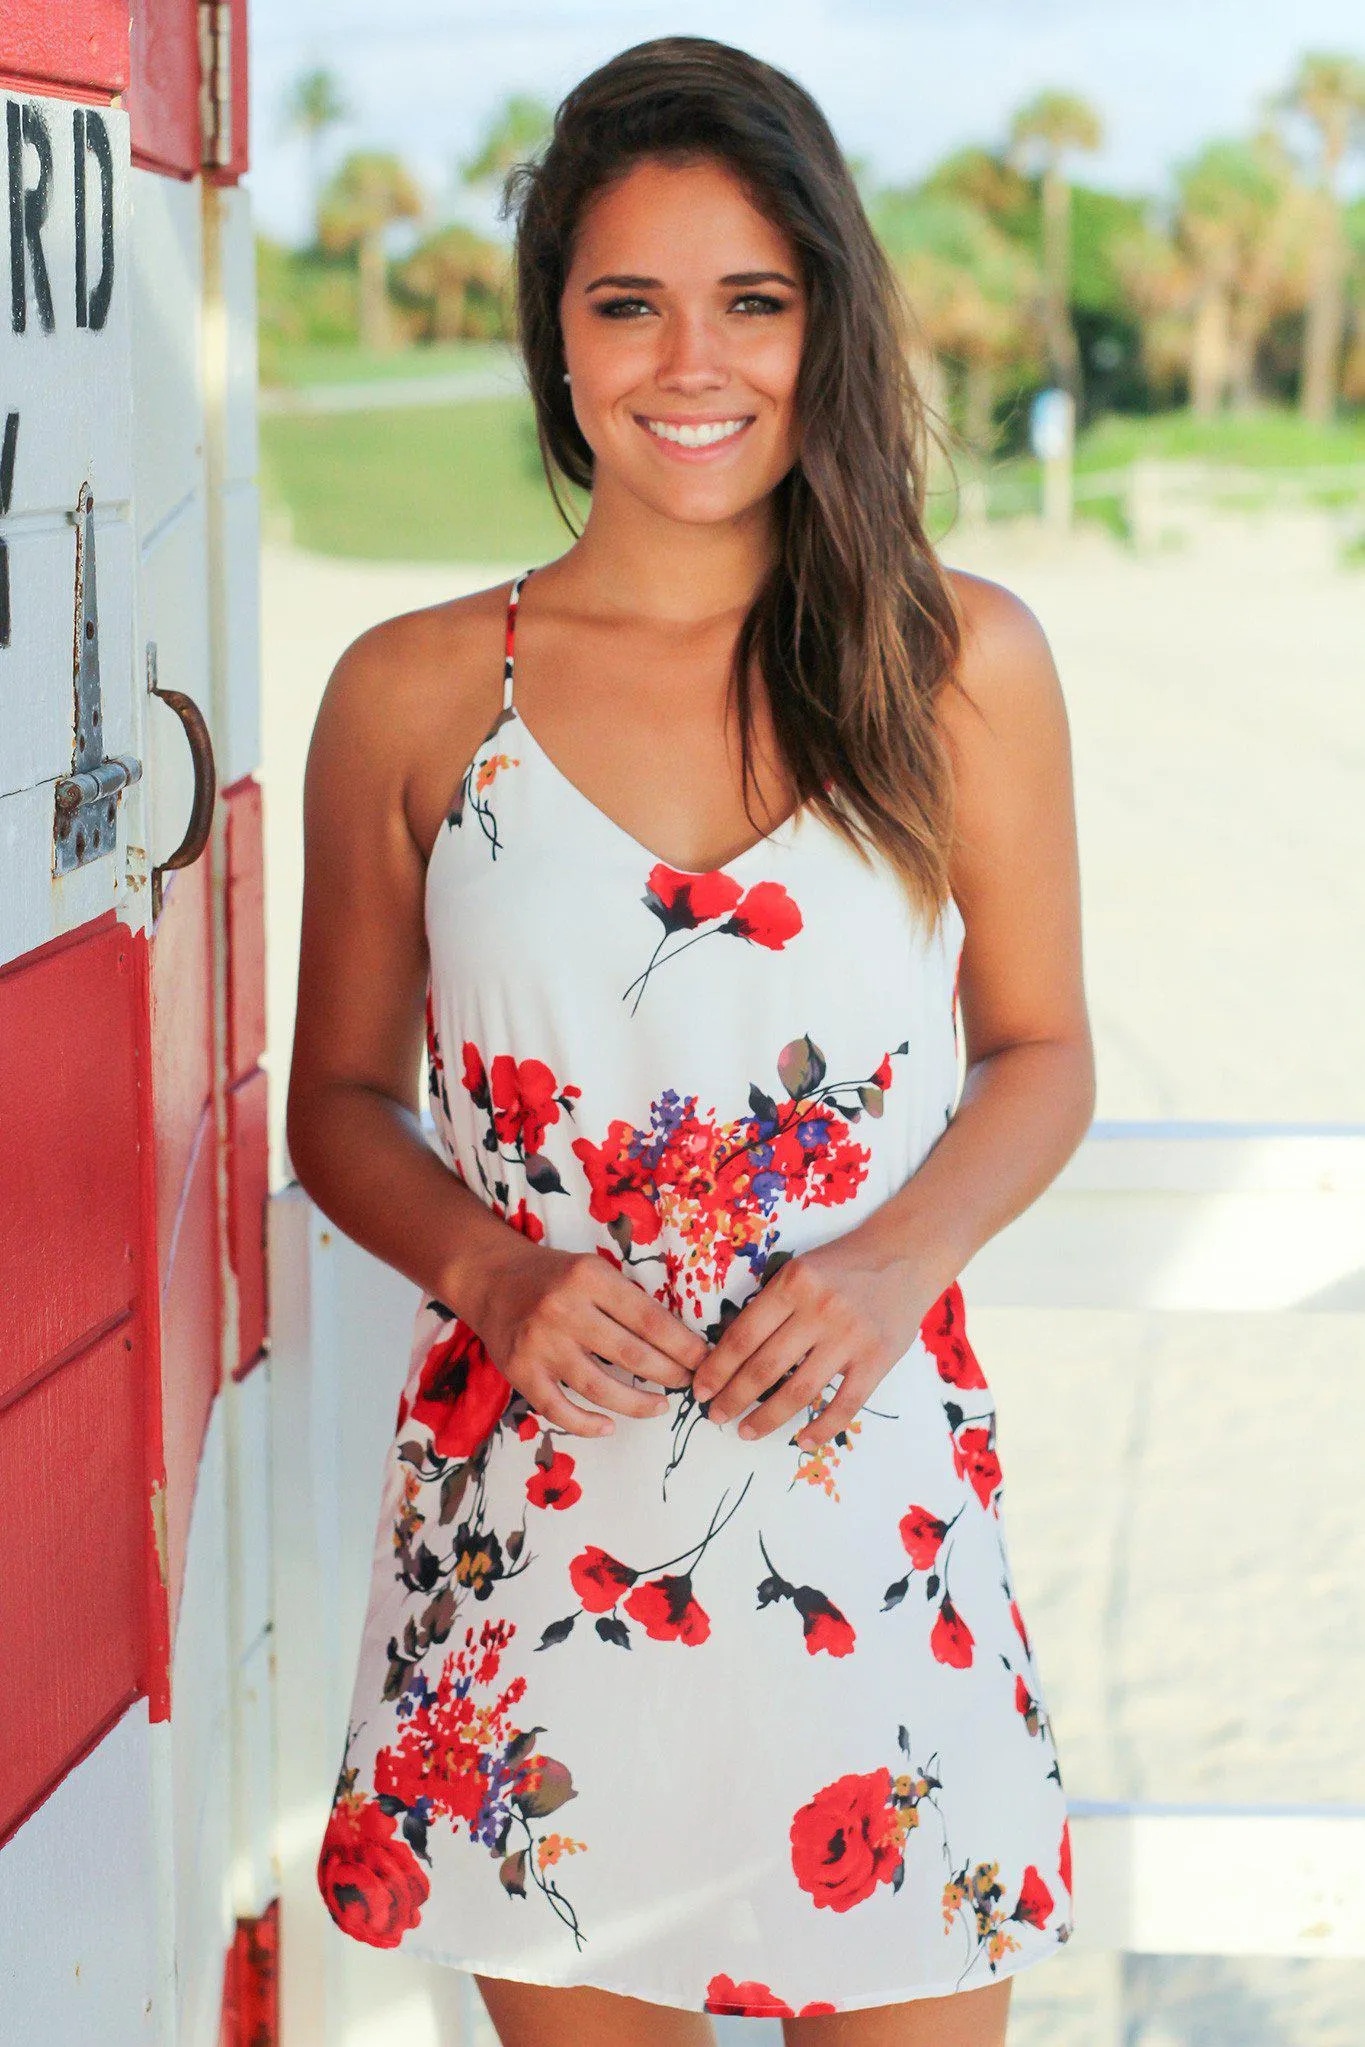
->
<box><xmin>501</xmin><ymin>35</ymin><xmax>965</xmax><ymax>927</ymax></box>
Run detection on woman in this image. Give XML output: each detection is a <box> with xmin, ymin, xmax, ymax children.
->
<box><xmin>292</xmin><ymin>34</ymin><xmax>1093</xmax><ymax>2047</ymax></box>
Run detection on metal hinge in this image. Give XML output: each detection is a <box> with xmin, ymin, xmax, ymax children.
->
<box><xmin>199</xmin><ymin>0</ymin><xmax>233</xmax><ymax>170</ymax></box>
<box><xmin>53</xmin><ymin>484</ymin><xmax>142</xmax><ymax>875</ymax></box>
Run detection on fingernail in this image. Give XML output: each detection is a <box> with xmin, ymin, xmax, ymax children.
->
<box><xmin>738</xmin><ymin>1420</ymin><xmax>757</xmax><ymax>1440</ymax></box>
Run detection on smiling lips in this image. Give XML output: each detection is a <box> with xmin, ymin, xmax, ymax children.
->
<box><xmin>636</xmin><ymin>414</ymin><xmax>756</xmax><ymax>458</ymax></box>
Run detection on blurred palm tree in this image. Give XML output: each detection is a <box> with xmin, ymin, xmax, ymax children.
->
<box><xmin>1172</xmin><ymin>135</ymin><xmax>1309</xmax><ymax>413</ymax></box>
<box><xmin>318</xmin><ymin>152</ymin><xmax>424</xmax><ymax>352</ymax></box>
<box><xmin>399</xmin><ymin>224</ymin><xmax>511</xmax><ymax>341</ymax></box>
<box><xmin>1006</xmin><ymin>90</ymin><xmax>1104</xmax><ymax>401</ymax></box>
<box><xmin>460</xmin><ymin>94</ymin><xmax>555</xmax><ymax>185</ymax></box>
<box><xmin>1270</xmin><ymin>51</ymin><xmax>1365</xmax><ymax>421</ymax></box>
<box><xmin>282</xmin><ymin>66</ymin><xmax>351</xmax><ymax>248</ymax></box>
<box><xmin>874</xmin><ymin>187</ymin><xmax>1042</xmax><ymax>455</ymax></box>
<box><xmin>1113</xmin><ymin>130</ymin><xmax>1314</xmax><ymax>415</ymax></box>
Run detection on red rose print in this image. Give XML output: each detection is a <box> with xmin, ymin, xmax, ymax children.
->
<box><xmin>317</xmin><ymin>1796</ymin><xmax>430</xmax><ymax>1949</ymax></box>
<box><xmin>703</xmin><ymin>1975</ymin><xmax>839</xmax><ymax>2017</ymax></box>
<box><xmin>623</xmin><ymin>1573</ymin><xmax>710</xmax><ymax>1645</ymax></box>
<box><xmin>898</xmin><ymin>1505</ymin><xmax>949</xmax><ymax>1571</ymax></box>
<box><xmin>490</xmin><ymin>1053</ymin><xmax>563</xmax><ymax>1155</ymax></box>
<box><xmin>920</xmin><ymin>1281</ymin><xmax>988</xmax><ymax>1391</ymax></box>
<box><xmin>460</xmin><ymin>1040</ymin><xmax>489</xmax><ymax>1109</ymax></box>
<box><xmin>1058</xmin><ymin>1817</ymin><xmax>1072</xmax><ymax>1898</ymax></box>
<box><xmin>931</xmin><ymin>1594</ymin><xmax>975</xmax><ymax>1669</ymax></box>
<box><xmin>409</xmin><ymin>1320</ymin><xmax>511</xmax><ymax>1461</ymax></box>
<box><xmin>572</xmin><ymin>1129</ymin><xmax>664</xmax><ymax>1246</ymax></box>
<box><xmin>1012</xmin><ymin>1863</ymin><xmax>1054</xmax><ymax>1929</ymax></box>
<box><xmin>496</xmin><ymin>1195</ymin><xmax>545</xmax><ymax>1242</ymax></box>
<box><xmin>1010</xmin><ymin>1596</ymin><xmax>1032</xmax><ymax>1657</ymax></box>
<box><xmin>757</xmin><ymin>1536</ymin><xmax>856</xmax><ymax>1658</ymax></box>
<box><xmin>790</xmin><ymin>1767</ymin><xmax>902</xmax><ymax>1912</ymax></box>
<box><xmin>704</xmin><ymin>1975</ymin><xmax>794</xmax><ymax>2017</ymax></box>
<box><xmin>644</xmin><ymin>864</ymin><xmax>744</xmax><ymax>933</ymax></box>
<box><xmin>569</xmin><ymin>1545</ymin><xmax>638</xmax><ymax>1612</ymax></box>
<box><xmin>625</xmin><ymin>873</ymin><xmax>804</xmax><ymax>1010</ymax></box>
<box><xmin>526</xmin><ymin>1451</ymin><xmax>582</xmax><ymax>1511</ymax></box>
<box><xmin>801</xmin><ymin>1598</ymin><xmax>856</xmax><ymax>1658</ymax></box>
<box><xmin>872</xmin><ymin>1052</ymin><xmax>893</xmax><ymax>1090</ymax></box>
<box><xmin>953</xmin><ymin>1427</ymin><xmax>1003</xmax><ymax>1511</ymax></box>
<box><xmin>724</xmin><ymin>881</ymin><xmax>803</xmax><ymax>950</ymax></box>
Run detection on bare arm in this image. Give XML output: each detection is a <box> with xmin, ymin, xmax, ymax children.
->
<box><xmin>694</xmin><ymin>574</ymin><xmax>1095</xmax><ymax>1440</ymax></box>
<box><xmin>285</xmin><ymin>609</ymin><xmax>707</xmax><ymax>1438</ymax></box>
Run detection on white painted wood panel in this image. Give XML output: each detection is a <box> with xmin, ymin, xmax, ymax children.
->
<box><xmin>0</xmin><ymin>1699</ymin><xmax>162</xmax><ymax>2045</ymax></box>
<box><xmin>0</xmin><ymin>97</ymin><xmax>133</xmax><ymax>518</ymax></box>
<box><xmin>129</xmin><ymin>171</ymin><xmax>203</xmax><ymax>550</ymax></box>
<box><xmin>963</xmin><ymin>1124</ymin><xmax>1365</xmax><ymax>1312</ymax></box>
<box><xmin>170</xmin><ymin>1394</ymin><xmax>235</xmax><ymax>2047</ymax></box>
<box><xmin>217</xmin><ymin>478</ymin><xmax>261</xmax><ymax>785</ymax></box>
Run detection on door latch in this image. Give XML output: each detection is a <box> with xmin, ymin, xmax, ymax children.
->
<box><xmin>53</xmin><ymin>482</ymin><xmax>142</xmax><ymax>875</ymax></box>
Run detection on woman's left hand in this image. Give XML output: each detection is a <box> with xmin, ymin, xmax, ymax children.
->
<box><xmin>690</xmin><ymin>1236</ymin><xmax>937</xmax><ymax>1450</ymax></box>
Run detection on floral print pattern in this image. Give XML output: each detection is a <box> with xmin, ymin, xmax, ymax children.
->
<box><xmin>623</xmin><ymin>864</ymin><xmax>804</xmax><ymax>1013</ymax></box>
<box><xmin>320</xmin><ymin>564</ymin><xmax>1073</xmax><ymax>2011</ymax></box>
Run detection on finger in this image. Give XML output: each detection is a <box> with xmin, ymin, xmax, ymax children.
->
<box><xmin>581</xmin><ymin>1301</ymin><xmax>697</xmax><ymax>1392</ymax></box>
<box><xmin>792</xmin><ymin>1366</ymin><xmax>872</xmax><ymax>1449</ymax></box>
<box><xmin>706</xmin><ymin>1319</ymin><xmax>814</xmax><ymax>1426</ymax></box>
<box><xmin>532</xmin><ymin>1379</ymin><xmax>615</xmax><ymax>1439</ymax></box>
<box><xmin>737</xmin><ymin>1358</ymin><xmax>842</xmax><ymax>1443</ymax></box>
<box><xmin>571</xmin><ymin>1354</ymin><xmax>672</xmax><ymax>1421</ymax></box>
<box><xmin>603</xmin><ymin>1273</ymin><xmax>709</xmax><ymax>1375</ymax></box>
<box><xmin>692</xmin><ymin>1288</ymin><xmax>795</xmax><ymax>1405</ymax></box>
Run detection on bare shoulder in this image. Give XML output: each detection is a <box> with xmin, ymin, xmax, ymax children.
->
<box><xmin>939</xmin><ymin>565</ymin><xmax>1067</xmax><ymax>747</ymax></box>
<box><xmin>304</xmin><ymin>576</ymin><xmax>516</xmax><ymax>860</ymax></box>
<box><xmin>935</xmin><ymin>564</ymin><xmax>1078</xmax><ymax>893</ymax></box>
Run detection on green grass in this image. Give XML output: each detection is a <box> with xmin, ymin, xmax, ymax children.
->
<box><xmin>1074</xmin><ymin>406</ymin><xmax>1365</xmax><ymax>472</ymax></box>
<box><xmin>264</xmin><ymin>338</ymin><xmax>520</xmax><ymax>389</ymax></box>
<box><xmin>260</xmin><ymin>396</ymin><xmax>588</xmax><ymax>561</ymax></box>
<box><xmin>260</xmin><ymin>390</ymin><xmax>1365</xmax><ymax>563</ymax></box>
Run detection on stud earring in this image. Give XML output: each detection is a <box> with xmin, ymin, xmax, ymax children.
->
<box><xmin>562</xmin><ymin>371</ymin><xmax>571</xmax><ymax>383</ymax></box>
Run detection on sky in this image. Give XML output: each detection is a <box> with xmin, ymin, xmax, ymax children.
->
<box><xmin>246</xmin><ymin>0</ymin><xmax>1365</xmax><ymax>246</ymax></box>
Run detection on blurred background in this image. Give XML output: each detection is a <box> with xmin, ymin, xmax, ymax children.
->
<box><xmin>248</xmin><ymin>6</ymin><xmax>1365</xmax><ymax>2045</ymax></box>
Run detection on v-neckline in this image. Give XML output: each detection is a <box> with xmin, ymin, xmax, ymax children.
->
<box><xmin>502</xmin><ymin>565</ymin><xmax>809</xmax><ymax>882</ymax></box>
<box><xmin>506</xmin><ymin>704</ymin><xmax>807</xmax><ymax>881</ymax></box>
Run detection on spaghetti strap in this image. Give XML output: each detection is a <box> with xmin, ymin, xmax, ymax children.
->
<box><xmin>501</xmin><ymin>567</ymin><xmax>533</xmax><ymax>712</ymax></box>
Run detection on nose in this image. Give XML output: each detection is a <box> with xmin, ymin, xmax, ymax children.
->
<box><xmin>655</xmin><ymin>307</ymin><xmax>728</xmax><ymax>392</ymax></box>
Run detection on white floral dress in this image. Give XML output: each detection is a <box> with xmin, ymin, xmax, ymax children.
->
<box><xmin>316</xmin><ymin>567</ymin><xmax>1074</xmax><ymax>2017</ymax></box>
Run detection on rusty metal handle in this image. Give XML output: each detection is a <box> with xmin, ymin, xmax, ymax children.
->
<box><xmin>149</xmin><ymin>644</ymin><xmax>216</xmax><ymax>914</ymax></box>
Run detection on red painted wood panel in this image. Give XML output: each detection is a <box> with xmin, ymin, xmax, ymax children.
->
<box><xmin>0</xmin><ymin>917</ymin><xmax>142</xmax><ymax>1406</ymax></box>
<box><xmin>225</xmin><ymin>776</ymin><xmax>266</xmax><ymax>1083</ymax></box>
<box><xmin>227</xmin><ymin>1067</ymin><xmax>269</xmax><ymax>1373</ymax></box>
<box><xmin>0</xmin><ymin>1323</ymin><xmax>147</xmax><ymax>1843</ymax></box>
<box><xmin>0</xmin><ymin>3</ymin><xmax>130</xmax><ymax>101</ymax></box>
<box><xmin>149</xmin><ymin>858</ymin><xmax>216</xmax><ymax>1292</ymax></box>
<box><xmin>159</xmin><ymin>1110</ymin><xmax>221</xmax><ymax>1634</ymax></box>
<box><xmin>129</xmin><ymin>0</ymin><xmax>200</xmax><ymax>178</ymax></box>
<box><xmin>219</xmin><ymin>1899</ymin><xmax>279</xmax><ymax>2047</ymax></box>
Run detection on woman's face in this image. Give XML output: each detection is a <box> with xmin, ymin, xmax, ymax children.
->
<box><xmin>558</xmin><ymin>155</ymin><xmax>807</xmax><ymax>528</ymax></box>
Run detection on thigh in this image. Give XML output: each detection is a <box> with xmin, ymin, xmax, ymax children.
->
<box><xmin>474</xmin><ymin>1973</ymin><xmax>717</xmax><ymax>2047</ymax></box>
<box><xmin>782</xmin><ymin>1977</ymin><xmax>1012</xmax><ymax>2047</ymax></box>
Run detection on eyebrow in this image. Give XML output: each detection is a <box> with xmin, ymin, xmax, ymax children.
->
<box><xmin>582</xmin><ymin>270</ymin><xmax>800</xmax><ymax>292</ymax></box>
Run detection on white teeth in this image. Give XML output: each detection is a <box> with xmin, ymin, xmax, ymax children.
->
<box><xmin>643</xmin><ymin>417</ymin><xmax>750</xmax><ymax>447</ymax></box>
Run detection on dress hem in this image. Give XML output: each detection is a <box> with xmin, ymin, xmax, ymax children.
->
<box><xmin>345</xmin><ymin>1916</ymin><xmax>1075</xmax><ymax>2017</ymax></box>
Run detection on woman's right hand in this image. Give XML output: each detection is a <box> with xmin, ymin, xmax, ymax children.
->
<box><xmin>472</xmin><ymin>1240</ymin><xmax>710</xmax><ymax>1439</ymax></box>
